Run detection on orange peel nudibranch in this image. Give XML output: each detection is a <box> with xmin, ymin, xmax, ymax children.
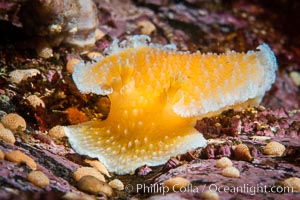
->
<box><xmin>64</xmin><ymin>35</ymin><xmax>278</xmax><ymax>174</ymax></box>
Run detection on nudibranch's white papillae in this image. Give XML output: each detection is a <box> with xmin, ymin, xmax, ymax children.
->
<box><xmin>64</xmin><ymin>35</ymin><xmax>277</xmax><ymax>174</ymax></box>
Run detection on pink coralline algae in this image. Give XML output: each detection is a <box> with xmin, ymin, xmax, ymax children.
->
<box><xmin>163</xmin><ymin>157</ymin><xmax>180</xmax><ymax>172</ymax></box>
<box><xmin>195</xmin><ymin>114</ymin><xmax>243</xmax><ymax>139</ymax></box>
<box><xmin>196</xmin><ymin>107</ymin><xmax>299</xmax><ymax>140</ymax></box>
<box><xmin>205</xmin><ymin>144</ymin><xmax>216</xmax><ymax>159</ymax></box>
<box><xmin>137</xmin><ymin>165</ymin><xmax>153</xmax><ymax>176</ymax></box>
<box><xmin>217</xmin><ymin>144</ymin><xmax>232</xmax><ymax>158</ymax></box>
<box><xmin>201</xmin><ymin>143</ymin><xmax>233</xmax><ymax>159</ymax></box>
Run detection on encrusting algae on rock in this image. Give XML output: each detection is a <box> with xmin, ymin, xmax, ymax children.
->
<box><xmin>64</xmin><ymin>35</ymin><xmax>278</xmax><ymax>174</ymax></box>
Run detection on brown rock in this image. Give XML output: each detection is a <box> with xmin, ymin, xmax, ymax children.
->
<box><xmin>5</xmin><ymin>150</ymin><xmax>37</xmax><ymax>170</ymax></box>
<box><xmin>0</xmin><ymin>128</ymin><xmax>15</xmax><ymax>144</ymax></box>
<box><xmin>1</xmin><ymin>113</ymin><xmax>26</xmax><ymax>131</ymax></box>
<box><xmin>73</xmin><ymin>167</ymin><xmax>105</xmax><ymax>182</ymax></box>
<box><xmin>77</xmin><ymin>175</ymin><xmax>113</xmax><ymax>196</ymax></box>
<box><xmin>27</xmin><ymin>170</ymin><xmax>50</xmax><ymax>188</ymax></box>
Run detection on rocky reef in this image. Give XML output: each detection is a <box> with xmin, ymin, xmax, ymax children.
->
<box><xmin>0</xmin><ymin>0</ymin><xmax>299</xmax><ymax>199</ymax></box>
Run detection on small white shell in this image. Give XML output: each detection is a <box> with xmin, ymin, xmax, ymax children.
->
<box><xmin>48</xmin><ymin>125</ymin><xmax>65</xmax><ymax>139</ymax></box>
<box><xmin>250</xmin><ymin>136</ymin><xmax>271</xmax><ymax>141</ymax></box>
<box><xmin>221</xmin><ymin>166</ymin><xmax>240</xmax><ymax>178</ymax></box>
<box><xmin>66</xmin><ymin>58</ymin><xmax>80</xmax><ymax>74</ymax></box>
<box><xmin>290</xmin><ymin>71</ymin><xmax>300</xmax><ymax>86</ymax></box>
<box><xmin>9</xmin><ymin>69</ymin><xmax>40</xmax><ymax>84</ymax></box>
<box><xmin>281</xmin><ymin>177</ymin><xmax>300</xmax><ymax>192</ymax></box>
<box><xmin>215</xmin><ymin>157</ymin><xmax>233</xmax><ymax>168</ymax></box>
<box><xmin>36</xmin><ymin>40</ymin><xmax>53</xmax><ymax>58</ymax></box>
<box><xmin>0</xmin><ymin>128</ymin><xmax>15</xmax><ymax>144</ymax></box>
<box><xmin>163</xmin><ymin>177</ymin><xmax>190</xmax><ymax>191</ymax></box>
<box><xmin>137</xmin><ymin>20</ymin><xmax>156</xmax><ymax>35</ymax></box>
<box><xmin>84</xmin><ymin>159</ymin><xmax>111</xmax><ymax>177</ymax></box>
<box><xmin>87</xmin><ymin>52</ymin><xmax>102</xmax><ymax>59</ymax></box>
<box><xmin>0</xmin><ymin>149</ymin><xmax>4</xmax><ymax>160</ymax></box>
<box><xmin>0</xmin><ymin>123</ymin><xmax>4</xmax><ymax>130</ymax></box>
<box><xmin>1</xmin><ymin>113</ymin><xmax>26</xmax><ymax>131</ymax></box>
<box><xmin>264</xmin><ymin>141</ymin><xmax>286</xmax><ymax>156</ymax></box>
<box><xmin>95</xmin><ymin>28</ymin><xmax>105</xmax><ymax>41</ymax></box>
<box><xmin>26</xmin><ymin>95</ymin><xmax>45</xmax><ymax>108</ymax></box>
<box><xmin>27</xmin><ymin>170</ymin><xmax>50</xmax><ymax>188</ymax></box>
<box><xmin>234</xmin><ymin>144</ymin><xmax>253</xmax><ymax>162</ymax></box>
<box><xmin>77</xmin><ymin>175</ymin><xmax>113</xmax><ymax>196</ymax></box>
<box><xmin>73</xmin><ymin>167</ymin><xmax>105</xmax><ymax>182</ymax></box>
<box><xmin>108</xmin><ymin>179</ymin><xmax>124</xmax><ymax>190</ymax></box>
<box><xmin>201</xmin><ymin>190</ymin><xmax>219</xmax><ymax>200</ymax></box>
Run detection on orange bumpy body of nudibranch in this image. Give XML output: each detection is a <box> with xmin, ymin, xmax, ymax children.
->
<box><xmin>64</xmin><ymin>35</ymin><xmax>277</xmax><ymax>174</ymax></box>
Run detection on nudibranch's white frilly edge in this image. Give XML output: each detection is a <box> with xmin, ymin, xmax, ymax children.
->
<box><xmin>73</xmin><ymin>35</ymin><xmax>278</xmax><ymax>117</ymax></box>
<box><xmin>72</xmin><ymin>58</ymin><xmax>112</xmax><ymax>95</ymax></box>
<box><xmin>173</xmin><ymin>43</ymin><xmax>278</xmax><ymax>117</ymax></box>
<box><xmin>64</xmin><ymin>124</ymin><xmax>206</xmax><ymax>174</ymax></box>
<box><xmin>72</xmin><ymin>35</ymin><xmax>177</xmax><ymax>95</ymax></box>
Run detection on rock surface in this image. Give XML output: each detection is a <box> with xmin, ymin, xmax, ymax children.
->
<box><xmin>0</xmin><ymin>0</ymin><xmax>299</xmax><ymax>199</ymax></box>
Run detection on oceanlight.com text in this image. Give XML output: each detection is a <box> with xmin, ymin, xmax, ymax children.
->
<box><xmin>124</xmin><ymin>183</ymin><xmax>294</xmax><ymax>195</ymax></box>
